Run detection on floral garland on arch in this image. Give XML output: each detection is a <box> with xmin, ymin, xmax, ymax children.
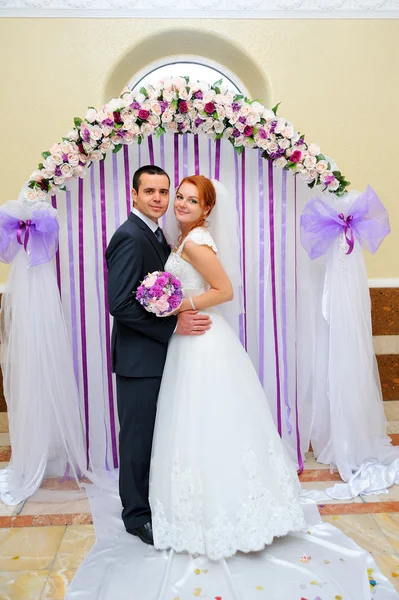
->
<box><xmin>26</xmin><ymin>77</ymin><xmax>350</xmax><ymax>202</ymax></box>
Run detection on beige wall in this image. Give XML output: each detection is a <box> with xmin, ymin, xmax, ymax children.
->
<box><xmin>0</xmin><ymin>18</ymin><xmax>398</xmax><ymax>284</ymax></box>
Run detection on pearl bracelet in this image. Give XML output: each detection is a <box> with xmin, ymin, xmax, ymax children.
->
<box><xmin>189</xmin><ymin>297</ymin><xmax>196</xmax><ymax>311</ymax></box>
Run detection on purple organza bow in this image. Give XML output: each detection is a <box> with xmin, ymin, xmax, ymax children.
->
<box><xmin>0</xmin><ymin>207</ymin><xmax>59</xmax><ymax>266</ymax></box>
<box><xmin>300</xmin><ymin>185</ymin><xmax>390</xmax><ymax>260</ymax></box>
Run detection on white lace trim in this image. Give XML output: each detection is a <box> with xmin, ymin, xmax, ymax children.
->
<box><xmin>177</xmin><ymin>227</ymin><xmax>218</xmax><ymax>256</ymax></box>
<box><xmin>152</xmin><ymin>441</ymin><xmax>306</xmax><ymax>561</ymax></box>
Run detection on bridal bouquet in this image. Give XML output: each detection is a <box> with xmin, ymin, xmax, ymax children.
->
<box><xmin>136</xmin><ymin>271</ymin><xmax>183</xmax><ymax>317</ymax></box>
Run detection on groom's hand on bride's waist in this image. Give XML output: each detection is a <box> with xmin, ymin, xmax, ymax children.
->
<box><xmin>175</xmin><ymin>310</ymin><xmax>212</xmax><ymax>336</ymax></box>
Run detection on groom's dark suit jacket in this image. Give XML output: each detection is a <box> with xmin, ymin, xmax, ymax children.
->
<box><xmin>106</xmin><ymin>212</ymin><xmax>177</xmax><ymax>378</ymax></box>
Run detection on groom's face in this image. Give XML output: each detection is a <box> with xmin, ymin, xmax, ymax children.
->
<box><xmin>132</xmin><ymin>173</ymin><xmax>170</xmax><ymax>223</ymax></box>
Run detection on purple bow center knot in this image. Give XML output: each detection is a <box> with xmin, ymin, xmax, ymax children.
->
<box><xmin>338</xmin><ymin>212</ymin><xmax>354</xmax><ymax>255</ymax></box>
<box><xmin>300</xmin><ymin>186</ymin><xmax>390</xmax><ymax>260</ymax></box>
<box><xmin>17</xmin><ymin>219</ymin><xmax>34</xmax><ymax>252</ymax></box>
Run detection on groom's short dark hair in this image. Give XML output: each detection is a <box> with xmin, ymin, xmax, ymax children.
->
<box><xmin>132</xmin><ymin>165</ymin><xmax>170</xmax><ymax>193</ymax></box>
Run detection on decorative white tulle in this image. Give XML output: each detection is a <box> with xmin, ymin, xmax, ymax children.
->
<box><xmin>306</xmin><ymin>191</ymin><xmax>399</xmax><ymax>499</ymax></box>
<box><xmin>0</xmin><ymin>206</ymin><xmax>87</xmax><ymax>505</ymax></box>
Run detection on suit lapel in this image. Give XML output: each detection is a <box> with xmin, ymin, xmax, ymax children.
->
<box><xmin>128</xmin><ymin>212</ymin><xmax>165</xmax><ymax>266</ymax></box>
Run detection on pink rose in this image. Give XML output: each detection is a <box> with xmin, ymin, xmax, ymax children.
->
<box><xmin>138</xmin><ymin>109</ymin><xmax>150</xmax><ymax>121</ymax></box>
<box><xmin>290</xmin><ymin>150</ymin><xmax>302</xmax><ymax>163</ymax></box>
<box><xmin>243</xmin><ymin>125</ymin><xmax>254</xmax><ymax>137</ymax></box>
<box><xmin>204</xmin><ymin>102</ymin><xmax>215</xmax><ymax>114</ymax></box>
<box><xmin>179</xmin><ymin>101</ymin><xmax>188</xmax><ymax>113</ymax></box>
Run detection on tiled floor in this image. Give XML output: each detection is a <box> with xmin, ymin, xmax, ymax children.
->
<box><xmin>2</xmin><ymin>406</ymin><xmax>399</xmax><ymax>598</ymax></box>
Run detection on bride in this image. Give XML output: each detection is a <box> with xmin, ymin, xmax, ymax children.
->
<box><xmin>149</xmin><ymin>175</ymin><xmax>306</xmax><ymax>561</ymax></box>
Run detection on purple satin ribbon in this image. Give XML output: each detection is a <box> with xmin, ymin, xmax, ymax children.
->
<box><xmin>300</xmin><ymin>186</ymin><xmax>390</xmax><ymax>259</ymax></box>
<box><xmin>123</xmin><ymin>145</ymin><xmax>131</xmax><ymax>218</ymax></box>
<box><xmin>194</xmin><ymin>134</ymin><xmax>200</xmax><ymax>175</ymax></box>
<box><xmin>148</xmin><ymin>135</ymin><xmax>155</xmax><ymax>165</ymax></box>
<box><xmin>174</xmin><ymin>134</ymin><xmax>179</xmax><ymax>188</ymax></box>
<box><xmin>214</xmin><ymin>138</ymin><xmax>221</xmax><ymax>181</ymax></box>
<box><xmin>0</xmin><ymin>206</ymin><xmax>59</xmax><ymax>266</ymax></box>
<box><xmin>183</xmin><ymin>134</ymin><xmax>188</xmax><ymax>179</ymax></box>
<box><xmin>294</xmin><ymin>178</ymin><xmax>304</xmax><ymax>473</ymax></box>
<box><xmin>51</xmin><ymin>195</ymin><xmax>62</xmax><ymax>294</ymax></box>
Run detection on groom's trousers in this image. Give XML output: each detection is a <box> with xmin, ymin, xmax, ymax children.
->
<box><xmin>116</xmin><ymin>374</ymin><xmax>162</xmax><ymax>530</ymax></box>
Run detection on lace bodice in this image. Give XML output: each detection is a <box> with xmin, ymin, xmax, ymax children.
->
<box><xmin>165</xmin><ymin>227</ymin><xmax>218</xmax><ymax>298</ymax></box>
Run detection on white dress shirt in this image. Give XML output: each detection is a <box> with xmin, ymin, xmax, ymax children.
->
<box><xmin>132</xmin><ymin>207</ymin><xmax>158</xmax><ymax>234</ymax></box>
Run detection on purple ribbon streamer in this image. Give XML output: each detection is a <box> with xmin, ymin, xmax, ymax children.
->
<box><xmin>281</xmin><ymin>169</ymin><xmax>292</xmax><ymax>435</ymax></box>
<box><xmin>183</xmin><ymin>134</ymin><xmax>188</xmax><ymax>179</ymax></box>
<box><xmin>300</xmin><ymin>186</ymin><xmax>390</xmax><ymax>259</ymax></box>
<box><xmin>66</xmin><ymin>189</ymin><xmax>79</xmax><ymax>385</ymax></box>
<box><xmin>99</xmin><ymin>161</ymin><xmax>119</xmax><ymax>469</ymax></box>
<box><xmin>112</xmin><ymin>153</ymin><xmax>121</xmax><ymax>230</ymax></box>
<box><xmin>78</xmin><ymin>178</ymin><xmax>90</xmax><ymax>468</ymax></box>
<box><xmin>234</xmin><ymin>149</ymin><xmax>244</xmax><ymax>346</ymax></box>
<box><xmin>0</xmin><ymin>207</ymin><xmax>59</xmax><ymax>267</ymax></box>
<box><xmin>241</xmin><ymin>150</ymin><xmax>248</xmax><ymax>350</ymax></box>
<box><xmin>294</xmin><ymin>178</ymin><xmax>304</xmax><ymax>473</ymax></box>
<box><xmin>258</xmin><ymin>150</ymin><xmax>265</xmax><ymax>386</ymax></box>
<box><xmin>174</xmin><ymin>134</ymin><xmax>179</xmax><ymax>189</ymax></box>
<box><xmin>194</xmin><ymin>134</ymin><xmax>200</xmax><ymax>175</ymax></box>
<box><xmin>214</xmin><ymin>138</ymin><xmax>221</xmax><ymax>181</ymax></box>
<box><xmin>268</xmin><ymin>162</ymin><xmax>282</xmax><ymax>436</ymax></box>
<box><xmin>51</xmin><ymin>195</ymin><xmax>61</xmax><ymax>294</ymax></box>
<box><xmin>123</xmin><ymin>145</ymin><xmax>131</xmax><ymax>218</ymax></box>
<box><xmin>90</xmin><ymin>165</ymin><xmax>112</xmax><ymax>473</ymax></box>
<box><xmin>148</xmin><ymin>136</ymin><xmax>155</xmax><ymax>165</ymax></box>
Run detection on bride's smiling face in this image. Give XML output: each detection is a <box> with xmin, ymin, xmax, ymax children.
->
<box><xmin>174</xmin><ymin>181</ymin><xmax>204</xmax><ymax>227</ymax></box>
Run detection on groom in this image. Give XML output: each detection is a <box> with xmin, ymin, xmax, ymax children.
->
<box><xmin>106</xmin><ymin>165</ymin><xmax>211</xmax><ymax>546</ymax></box>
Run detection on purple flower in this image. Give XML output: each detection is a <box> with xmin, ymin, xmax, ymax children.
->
<box><xmin>130</xmin><ymin>102</ymin><xmax>141</xmax><ymax>110</ymax></box>
<box><xmin>179</xmin><ymin>101</ymin><xmax>188</xmax><ymax>113</ymax></box>
<box><xmin>159</xmin><ymin>101</ymin><xmax>168</xmax><ymax>113</ymax></box>
<box><xmin>194</xmin><ymin>91</ymin><xmax>203</xmax><ymax>99</ymax></box>
<box><xmin>239</xmin><ymin>116</ymin><xmax>246</xmax><ymax>124</ymax></box>
<box><xmin>243</xmin><ymin>125</ymin><xmax>253</xmax><ymax>137</ymax></box>
<box><xmin>55</xmin><ymin>166</ymin><xmax>62</xmax><ymax>176</ymax></box>
<box><xmin>204</xmin><ymin>102</ymin><xmax>215</xmax><ymax>114</ymax></box>
<box><xmin>258</xmin><ymin>128</ymin><xmax>268</xmax><ymax>139</ymax></box>
<box><xmin>138</xmin><ymin>109</ymin><xmax>150</xmax><ymax>121</ymax></box>
<box><xmin>232</xmin><ymin>129</ymin><xmax>241</xmax><ymax>138</ymax></box>
<box><xmin>151</xmin><ymin>284</ymin><xmax>163</xmax><ymax>297</ymax></box>
<box><xmin>232</xmin><ymin>102</ymin><xmax>241</xmax><ymax>112</ymax></box>
<box><xmin>194</xmin><ymin>117</ymin><xmax>204</xmax><ymax>127</ymax></box>
<box><xmin>269</xmin><ymin>120</ymin><xmax>277</xmax><ymax>134</ymax></box>
<box><xmin>82</xmin><ymin>128</ymin><xmax>91</xmax><ymax>142</ymax></box>
<box><xmin>62</xmin><ymin>153</ymin><xmax>69</xmax><ymax>162</ymax></box>
<box><xmin>269</xmin><ymin>148</ymin><xmax>286</xmax><ymax>160</ymax></box>
<box><xmin>323</xmin><ymin>174</ymin><xmax>336</xmax><ymax>185</ymax></box>
<box><xmin>178</xmin><ymin>122</ymin><xmax>186</xmax><ymax>131</ymax></box>
<box><xmin>102</xmin><ymin>118</ymin><xmax>114</xmax><ymax>127</ymax></box>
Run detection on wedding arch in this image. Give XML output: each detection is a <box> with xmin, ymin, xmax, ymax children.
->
<box><xmin>0</xmin><ymin>76</ymin><xmax>391</xmax><ymax>505</ymax></box>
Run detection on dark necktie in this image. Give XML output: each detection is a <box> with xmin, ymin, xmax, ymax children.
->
<box><xmin>154</xmin><ymin>227</ymin><xmax>169</xmax><ymax>256</ymax></box>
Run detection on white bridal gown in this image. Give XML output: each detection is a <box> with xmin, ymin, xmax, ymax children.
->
<box><xmin>149</xmin><ymin>227</ymin><xmax>306</xmax><ymax>561</ymax></box>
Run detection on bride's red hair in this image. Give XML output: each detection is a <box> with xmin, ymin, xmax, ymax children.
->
<box><xmin>176</xmin><ymin>175</ymin><xmax>216</xmax><ymax>245</ymax></box>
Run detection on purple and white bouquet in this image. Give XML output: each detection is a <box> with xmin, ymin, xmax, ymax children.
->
<box><xmin>136</xmin><ymin>271</ymin><xmax>183</xmax><ymax>317</ymax></box>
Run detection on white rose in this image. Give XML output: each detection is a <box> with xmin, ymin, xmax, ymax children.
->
<box><xmin>124</xmin><ymin>132</ymin><xmax>135</xmax><ymax>144</ymax></box>
<box><xmin>203</xmin><ymin>91</ymin><xmax>216</xmax><ymax>103</ymax></box>
<box><xmin>121</xmin><ymin>91</ymin><xmax>134</xmax><ymax>105</ymax></box>
<box><xmin>235</xmin><ymin>121</ymin><xmax>245</xmax><ymax>133</ymax></box>
<box><xmin>239</xmin><ymin>106</ymin><xmax>250</xmax><ymax>117</ymax></box>
<box><xmin>223</xmin><ymin>127</ymin><xmax>234</xmax><ymax>139</ymax></box>
<box><xmin>327</xmin><ymin>178</ymin><xmax>340</xmax><ymax>191</ymax></box>
<box><xmin>174</xmin><ymin>114</ymin><xmax>184</xmax><ymax>123</ymax></box>
<box><xmin>275</xmin><ymin>157</ymin><xmax>288</xmax><ymax>169</ymax></box>
<box><xmin>123</xmin><ymin>118</ymin><xmax>134</xmax><ymax>130</ymax></box>
<box><xmin>67</xmin><ymin>153</ymin><xmax>80</xmax><ymax>167</ymax></box>
<box><xmin>162</xmin><ymin>110</ymin><xmax>173</xmax><ymax>123</ymax></box>
<box><xmin>266</xmin><ymin>141</ymin><xmax>279</xmax><ymax>153</ymax></box>
<box><xmin>50</xmin><ymin>143</ymin><xmax>61</xmax><ymax>154</ymax></box>
<box><xmin>291</xmin><ymin>133</ymin><xmax>300</xmax><ymax>145</ymax></box>
<box><xmin>44</xmin><ymin>156</ymin><xmax>57</xmax><ymax>171</ymax></box>
<box><xmin>163</xmin><ymin>90</ymin><xmax>175</xmax><ymax>103</ymax></box>
<box><xmin>60</xmin><ymin>163</ymin><xmax>73</xmax><ymax>178</ymax></box>
<box><xmin>79</xmin><ymin>153</ymin><xmax>88</xmax><ymax>164</ymax></box>
<box><xmin>229</xmin><ymin>114</ymin><xmax>239</xmax><ymax>125</ymax></box>
<box><xmin>86</xmin><ymin>108</ymin><xmax>98</xmax><ymax>123</ymax></box>
<box><xmin>150</xmin><ymin>102</ymin><xmax>162</xmax><ymax>116</ymax></box>
<box><xmin>120</xmin><ymin>108</ymin><xmax>131</xmax><ymax>121</ymax></box>
<box><xmin>162</xmin><ymin>78</ymin><xmax>173</xmax><ymax>91</ymax></box>
<box><xmin>246</xmin><ymin>113</ymin><xmax>259</xmax><ymax>127</ymax></box>
<box><xmin>308</xmin><ymin>143</ymin><xmax>320</xmax><ymax>157</ymax></box>
<box><xmin>262</xmin><ymin>108</ymin><xmax>275</xmax><ymax>121</ymax></box>
<box><xmin>54</xmin><ymin>176</ymin><xmax>65</xmax><ymax>186</ymax></box>
<box><xmin>206</xmin><ymin>128</ymin><xmax>215</xmax><ymax>138</ymax></box>
<box><xmin>224</xmin><ymin>106</ymin><xmax>233</xmax><ymax>119</ymax></box>
<box><xmin>205</xmin><ymin>118</ymin><xmax>214</xmax><ymax>131</ymax></box>
<box><xmin>100</xmin><ymin>139</ymin><xmax>113</xmax><ymax>151</ymax></box>
<box><xmin>141</xmin><ymin>123</ymin><xmax>153</xmax><ymax>136</ymax></box>
<box><xmin>304</xmin><ymin>155</ymin><xmax>317</xmax><ymax>169</ymax></box>
<box><xmin>308</xmin><ymin>169</ymin><xmax>318</xmax><ymax>181</ymax></box>
<box><xmin>67</xmin><ymin>129</ymin><xmax>79</xmax><ymax>142</ymax></box>
<box><xmin>315</xmin><ymin>159</ymin><xmax>328</xmax><ymax>174</ymax></box>
<box><xmin>188</xmin><ymin>109</ymin><xmax>198</xmax><ymax>120</ymax></box>
<box><xmin>216</xmin><ymin>106</ymin><xmax>226</xmax><ymax>119</ymax></box>
<box><xmin>179</xmin><ymin>88</ymin><xmax>192</xmax><ymax>101</ymax></box>
<box><xmin>172</xmin><ymin>76</ymin><xmax>186</xmax><ymax>90</ymax></box>
<box><xmin>224</xmin><ymin>92</ymin><xmax>234</xmax><ymax>104</ymax></box>
<box><xmin>243</xmin><ymin>138</ymin><xmax>254</xmax><ymax>148</ymax></box>
<box><xmin>102</xmin><ymin>125</ymin><xmax>113</xmax><ymax>137</ymax></box>
<box><xmin>90</xmin><ymin>125</ymin><xmax>103</xmax><ymax>141</ymax></box>
<box><xmin>73</xmin><ymin>166</ymin><xmax>86</xmax><ymax>178</ymax></box>
<box><xmin>133</xmin><ymin>92</ymin><xmax>146</xmax><ymax>104</ymax></box>
<box><xmin>89</xmin><ymin>150</ymin><xmax>103</xmax><ymax>162</ymax></box>
<box><xmin>41</xmin><ymin>169</ymin><xmax>55</xmax><ymax>179</ymax></box>
<box><xmin>148</xmin><ymin>114</ymin><xmax>160</xmax><ymax>127</ymax></box>
<box><xmin>166</xmin><ymin>122</ymin><xmax>178</xmax><ymax>133</ymax></box>
<box><xmin>130</xmin><ymin>123</ymin><xmax>140</xmax><ymax>135</ymax></box>
<box><xmin>234</xmin><ymin>134</ymin><xmax>244</xmax><ymax>147</ymax></box>
<box><xmin>300</xmin><ymin>169</ymin><xmax>311</xmax><ymax>181</ymax></box>
<box><xmin>295</xmin><ymin>163</ymin><xmax>304</xmax><ymax>172</ymax></box>
<box><xmin>25</xmin><ymin>189</ymin><xmax>40</xmax><ymax>203</ymax></box>
<box><xmin>282</xmin><ymin>125</ymin><xmax>294</xmax><ymax>139</ymax></box>
<box><xmin>214</xmin><ymin>120</ymin><xmax>224</xmax><ymax>134</ymax></box>
<box><xmin>193</xmin><ymin>100</ymin><xmax>204</xmax><ymax>111</ymax></box>
<box><xmin>274</xmin><ymin>118</ymin><xmax>286</xmax><ymax>134</ymax></box>
<box><xmin>279</xmin><ymin>138</ymin><xmax>290</xmax><ymax>149</ymax></box>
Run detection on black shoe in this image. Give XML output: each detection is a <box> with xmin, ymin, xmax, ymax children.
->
<box><xmin>127</xmin><ymin>521</ymin><xmax>154</xmax><ymax>545</ymax></box>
